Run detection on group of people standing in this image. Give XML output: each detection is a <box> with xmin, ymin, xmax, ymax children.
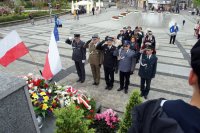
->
<box><xmin>65</xmin><ymin>26</ymin><xmax>158</xmax><ymax>98</ymax></box>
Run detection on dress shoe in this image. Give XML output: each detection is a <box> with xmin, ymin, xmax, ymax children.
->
<box><xmin>124</xmin><ymin>90</ymin><xmax>128</xmax><ymax>94</ymax></box>
<box><xmin>117</xmin><ymin>88</ymin><xmax>123</xmax><ymax>91</ymax></box>
<box><xmin>108</xmin><ymin>86</ymin><xmax>113</xmax><ymax>90</ymax></box>
<box><xmin>80</xmin><ymin>80</ymin><xmax>85</xmax><ymax>83</ymax></box>
<box><xmin>105</xmin><ymin>86</ymin><xmax>109</xmax><ymax>90</ymax></box>
<box><xmin>76</xmin><ymin>79</ymin><xmax>81</xmax><ymax>82</ymax></box>
<box><xmin>144</xmin><ymin>95</ymin><xmax>148</xmax><ymax>99</ymax></box>
<box><xmin>95</xmin><ymin>82</ymin><xmax>99</xmax><ymax>86</ymax></box>
<box><xmin>92</xmin><ymin>82</ymin><xmax>96</xmax><ymax>85</ymax></box>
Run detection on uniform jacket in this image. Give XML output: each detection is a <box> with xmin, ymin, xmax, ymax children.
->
<box><xmin>118</xmin><ymin>49</ymin><xmax>136</xmax><ymax>72</ymax></box>
<box><xmin>138</xmin><ymin>54</ymin><xmax>157</xmax><ymax>79</ymax></box>
<box><xmin>96</xmin><ymin>41</ymin><xmax>117</xmax><ymax>68</ymax></box>
<box><xmin>128</xmin><ymin>99</ymin><xmax>184</xmax><ymax>133</ymax></box>
<box><xmin>71</xmin><ymin>40</ymin><xmax>86</xmax><ymax>62</ymax></box>
<box><xmin>143</xmin><ymin>35</ymin><xmax>156</xmax><ymax>48</ymax></box>
<box><xmin>170</xmin><ymin>25</ymin><xmax>179</xmax><ymax>35</ymax></box>
<box><xmin>85</xmin><ymin>41</ymin><xmax>103</xmax><ymax>65</ymax></box>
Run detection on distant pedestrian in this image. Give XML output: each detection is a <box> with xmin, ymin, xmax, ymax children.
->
<box><xmin>139</xmin><ymin>45</ymin><xmax>157</xmax><ymax>99</ymax></box>
<box><xmin>169</xmin><ymin>22</ymin><xmax>179</xmax><ymax>44</ymax></box>
<box><xmin>76</xmin><ymin>9</ymin><xmax>79</xmax><ymax>20</ymax></box>
<box><xmin>73</xmin><ymin>10</ymin><xmax>77</xmax><ymax>20</ymax></box>
<box><xmin>183</xmin><ymin>20</ymin><xmax>185</xmax><ymax>27</ymax></box>
<box><xmin>29</xmin><ymin>13</ymin><xmax>34</xmax><ymax>25</ymax></box>
<box><xmin>92</xmin><ymin>7</ymin><xmax>95</xmax><ymax>15</ymax></box>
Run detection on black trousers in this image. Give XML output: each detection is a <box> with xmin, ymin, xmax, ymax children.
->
<box><xmin>140</xmin><ymin>78</ymin><xmax>152</xmax><ymax>96</ymax></box>
<box><xmin>120</xmin><ymin>71</ymin><xmax>130</xmax><ymax>90</ymax></box>
<box><xmin>104</xmin><ymin>66</ymin><xmax>114</xmax><ymax>87</ymax></box>
<box><xmin>75</xmin><ymin>61</ymin><xmax>85</xmax><ymax>81</ymax></box>
<box><xmin>170</xmin><ymin>35</ymin><xmax>176</xmax><ymax>44</ymax></box>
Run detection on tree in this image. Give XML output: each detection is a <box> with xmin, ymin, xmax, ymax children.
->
<box><xmin>118</xmin><ymin>90</ymin><xmax>142</xmax><ymax>133</ymax></box>
<box><xmin>193</xmin><ymin>0</ymin><xmax>200</xmax><ymax>7</ymax></box>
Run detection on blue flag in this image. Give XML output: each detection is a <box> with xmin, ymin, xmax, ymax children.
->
<box><xmin>54</xmin><ymin>26</ymin><xmax>59</xmax><ymax>42</ymax></box>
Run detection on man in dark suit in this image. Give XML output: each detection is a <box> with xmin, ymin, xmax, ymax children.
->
<box><xmin>139</xmin><ymin>45</ymin><xmax>157</xmax><ymax>99</ymax></box>
<box><xmin>96</xmin><ymin>37</ymin><xmax>117</xmax><ymax>90</ymax></box>
<box><xmin>65</xmin><ymin>34</ymin><xmax>86</xmax><ymax>83</ymax></box>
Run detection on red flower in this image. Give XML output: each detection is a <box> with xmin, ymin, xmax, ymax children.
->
<box><xmin>44</xmin><ymin>84</ymin><xmax>49</xmax><ymax>88</ymax></box>
<box><xmin>69</xmin><ymin>93</ymin><xmax>73</xmax><ymax>97</ymax></box>
<box><xmin>90</xmin><ymin>110</ymin><xmax>94</xmax><ymax>113</ymax></box>
<box><xmin>33</xmin><ymin>79</ymin><xmax>42</xmax><ymax>86</ymax></box>
<box><xmin>76</xmin><ymin>106</ymin><xmax>80</xmax><ymax>110</ymax></box>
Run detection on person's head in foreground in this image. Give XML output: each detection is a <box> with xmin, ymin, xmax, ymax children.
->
<box><xmin>128</xmin><ymin>40</ymin><xmax>200</xmax><ymax>133</ymax></box>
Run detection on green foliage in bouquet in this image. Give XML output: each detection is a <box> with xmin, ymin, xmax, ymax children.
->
<box><xmin>118</xmin><ymin>90</ymin><xmax>142</xmax><ymax>133</ymax></box>
<box><xmin>54</xmin><ymin>104</ymin><xmax>95</xmax><ymax>133</ymax></box>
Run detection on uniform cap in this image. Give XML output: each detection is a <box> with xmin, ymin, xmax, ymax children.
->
<box><xmin>107</xmin><ymin>37</ymin><xmax>113</xmax><ymax>41</ymax></box>
<box><xmin>146</xmin><ymin>45</ymin><xmax>154</xmax><ymax>50</ymax></box>
<box><xmin>92</xmin><ymin>34</ymin><xmax>99</xmax><ymax>39</ymax></box>
<box><xmin>74</xmin><ymin>34</ymin><xmax>80</xmax><ymax>37</ymax></box>
<box><xmin>123</xmin><ymin>40</ymin><xmax>131</xmax><ymax>46</ymax></box>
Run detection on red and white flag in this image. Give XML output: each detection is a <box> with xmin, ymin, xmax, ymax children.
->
<box><xmin>42</xmin><ymin>31</ymin><xmax>62</xmax><ymax>80</ymax></box>
<box><xmin>0</xmin><ymin>30</ymin><xmax>29</xmax><ymax>67</ymax></box>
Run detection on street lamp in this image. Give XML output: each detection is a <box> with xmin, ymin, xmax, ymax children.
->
<box><xmin>48</xmin><ymin>1</ymin><xmax>52</xmax><ymax>23</ymax></box>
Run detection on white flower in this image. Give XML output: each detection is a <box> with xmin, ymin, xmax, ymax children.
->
<box><xmin>28</xmin><ymin>83</ymin><xmax>33</xmax><ymax>88</ymax></box>
<box><xmin>48</xmin><ymin>89</ymin><xmax>52</xmax><ymax>93</ymax></box>
<box><xmin>28</xmin><ymin>73</ymin><xmax>33</xmax><ymax>78</ymax></box>
<box><xmin>23</xmin><ymin>76</ymin><xmax>28</xmax><ymax>80</ymax></box>
<box><xmin>29</xmin><ymin>90</ymin><xmax>34</xmax><ymax>94</ymax></box>
<box><xmin>33</xmin><ymin>86</ymin><xmax>38</xmax><ymax>90</ymax></box>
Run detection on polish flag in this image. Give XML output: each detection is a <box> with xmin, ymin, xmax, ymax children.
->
<box><xmin>0</xmin><ymin>30</ymin><xmax>29</xmax><ymax>67</ymax></box>
<box><xmin>42</xmin><ymin>31</ymin><xmax>62</xmax><ymax>80</ymax></box>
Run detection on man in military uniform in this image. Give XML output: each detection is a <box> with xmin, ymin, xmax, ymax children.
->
<box><xmin>84</xmin><ymin>34</ymin><xmax>103</xmax><ymax>85</ymax></box>
<box><xmin>65</xmin><ymin>34</ymin><xmax>86</xmax><ymax>83</ymax></box>
<box><xmin>139</xmin><ymin>45</ymin><xmax>157</xmax><ymax>99</ymax></box>
<box><xmin>117</xmin><ymin>40</ymin><xmax>136</xmax><ymax>94</ymax></box>
<box><xmin>96</xmin><ymin>37</ymin><xmax>117</xmax><ymax>90</ymax></box>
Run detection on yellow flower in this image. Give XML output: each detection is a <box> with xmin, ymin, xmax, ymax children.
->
<box><xmin>32</xmin><ymin>93</ymin><xmax>39</xmax><ymax>99</ymax></box>
<box><xmin>43</xmin><ymin>96</ymin><xmax>49</xmax><ymax>102</ymax></box>
<box><xmin>42</xmin><ymin>103</ymin><xmax>48</xmax><ymax>110</ymax></box>
<box><xmin>40</xmin><ymin>92</ymin><xmax>46</xmax><ymax>96</ymax></box>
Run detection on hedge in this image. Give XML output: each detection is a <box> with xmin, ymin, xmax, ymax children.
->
<box><xmin>0</xmin><ymin>10</ymin><xmax>66</xmax><ymax>23</ymax></box>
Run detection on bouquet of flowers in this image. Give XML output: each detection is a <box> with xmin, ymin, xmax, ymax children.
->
<box><xmin>92</xmin><ymin>109</ymin><xmax>120</xmax><ymax>133</ymax></box>
<box><xmin>54</xmin><ymin>86</ymin><xmax>96</xmax><ymax>119</ymax></box>
<box><xmin>24</xmin><ymin>73</ymin><xmax>59</xmax><ymax>117</ymax></box>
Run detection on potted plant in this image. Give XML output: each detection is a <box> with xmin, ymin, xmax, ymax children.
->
<box><xmin>92</xmin><ymin>109</ymin><xmax>120</xmax><ymax>133</ymax></box>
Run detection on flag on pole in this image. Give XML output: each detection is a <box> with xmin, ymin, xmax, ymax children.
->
<box><xmin>54</xmin><ymin>25</ymin><xmax>59</xmax><ymax>41</ymax></box>
<box><xmin>0</xmin><ymin>30</ymin><xmax>29</xmax><ymax>67</ymax></box>
<box><xmin>42</xmin><ymin>31</ymin><xmax>62</xmax><ymax>80</ymax></box>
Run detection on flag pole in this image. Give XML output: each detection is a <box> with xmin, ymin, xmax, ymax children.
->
<box><xmin>28</xmin><ymin>53</ymin><xmax>43</xmax><ymax>76</ymax></box>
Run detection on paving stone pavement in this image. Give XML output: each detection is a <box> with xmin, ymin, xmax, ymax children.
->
<box><xmin>0</xmin><ymin>8</ymin><xmax>197</xmax><ymax>132</ymax></box>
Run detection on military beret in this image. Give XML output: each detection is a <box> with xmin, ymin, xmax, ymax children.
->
<box><xmin>191</xmin><ymin>39</ymin><xmax>200</xmax><ymax>78</ymax></box>
<box><xmin>74</xmin><ymin>34</ymin><xmax>80</xmax><ymax>37</ymax></box>
<box><xmin>123</xmin><ymin>27</ymin><xmax>127</xmax><ymax>29</ymax></box>
<box><xmin>127</xmin><ymin>26</ymin><xmax>131</xmax><ymax>28</ymax></box>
